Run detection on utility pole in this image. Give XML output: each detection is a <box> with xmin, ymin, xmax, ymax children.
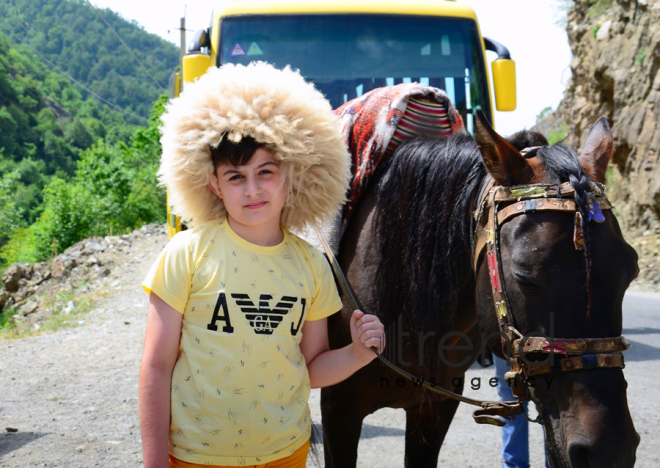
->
<box><xmin>180</xmin><ymin>16</ymin><xmax>186</xmax><ymax>91</ymax></box>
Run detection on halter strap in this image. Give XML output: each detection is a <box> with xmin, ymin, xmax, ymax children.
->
<box><xmin>471</xmin><ymin>180</ymin><xmax>630</xmax><ymax>402</ymax></box>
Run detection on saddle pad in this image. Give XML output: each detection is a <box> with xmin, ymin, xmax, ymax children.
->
<box><xmin>333</xmin><ymin>83</ymin><xmax>465</xmax><ymax>226</ymax></box>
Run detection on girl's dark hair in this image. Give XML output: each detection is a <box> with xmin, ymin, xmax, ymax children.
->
<box><xmin>210</xmin><ymin>135</ymin><xmax>265</xmax><ymax>169</ymax></box>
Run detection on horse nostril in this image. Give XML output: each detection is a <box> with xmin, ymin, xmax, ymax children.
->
<box><xmin>568</xmin><ymin>433</ymin><xmax>639</xmax><ymax>468</ymax></box>
<box><xmin>568</xmin><ymin>441</ymin><xmax>592</xmax><ymax>468</ymax></box>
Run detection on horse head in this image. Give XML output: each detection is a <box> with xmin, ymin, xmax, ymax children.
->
<box><xmin>473</xmin><ymin>111</ymin><xmax>640</xmax><ymax>468</ymax></box>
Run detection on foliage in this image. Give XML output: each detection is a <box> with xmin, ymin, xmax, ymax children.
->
<box><xmin>634</xmin><ymin>47</ymin><xmax>647</xmax><ymax>65</ymax></box>
<box><xmin>548</xmin><ymin>122</ymin><xmax>568</xmax><ymax>145</ymax></box>
<box><xmin>536</xmin><ymin>106</ymin><xmax>553</xmax><ymax>123</ymax></box>
<box><xmin>0</xmin><ymin>0</ymin><xmax>178</xmax><ymax>266</ymax></box>
<box><xmin>554</xmin><ymin>0</ymin><xmax>574</xmax><ymax>28</ymax></box>
<box><xmin>0</xmin><ymin>0</ymin><xmax>178</xmax><ymax>121</ymax></box>
<box><xmin>0</xmin><ymin>170</ymin><xmax>27</xmax><ymax>246</ymax></box>
<box><xmin>593</xmin><ymin>23</ymin><xmax>601</xmax><ymax>39</ymax></box>
<box><xmin>0</xmin><ymin>95</ymin><xmax>167</xmax><ymax>265</ymax></box>
<box><xmin>587</xmin><ymin>0</ymin><xmax>614</xmax><ymax>18</ymax></box>
<box><xmin>0</xmin><ymin>28</ymin><xmax>145</xmax><ymax>234</ymax></box>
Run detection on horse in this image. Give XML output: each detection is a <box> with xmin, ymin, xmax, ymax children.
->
<box><xmin>321</xmin><ymin>111</ymin><xmax>640</xmax><ymax>467</ymax></box>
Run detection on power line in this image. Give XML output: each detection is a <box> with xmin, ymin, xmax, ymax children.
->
<box><xmin>86</xmin><ymin>0</ymin><xmax>166</xmax><ymax>91</ymax></box>
<box><xmin>0</xmin><ymin>21</ymin><xmax>148</xmax><ymax>123</ymax></box>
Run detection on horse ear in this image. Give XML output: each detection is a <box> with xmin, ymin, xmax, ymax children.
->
<box><xmin>474</xmin><ymin>109</ymin><xmax>535</xmax><ymax>186</ymax></box>
<box><xmin>579</xmin><ymin>117</ymin><xmax>613</xmax><ymax>183</ymax></box>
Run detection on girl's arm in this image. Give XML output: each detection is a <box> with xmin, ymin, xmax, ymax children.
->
<box><xmin>139</xmin><ymin>293</ymin><xmax>183</xmax><ymax>468</ymax></box>
<box><xmin>300</xmin><ymin>310</ymin><xmax>384</xmax><ymax>389</ymax></box>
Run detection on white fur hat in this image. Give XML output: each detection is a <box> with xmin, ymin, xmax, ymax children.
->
<box><xmin>159</xmin><ymin>61</ymin><xmax>351</xmax><ymax>230</ymax></box>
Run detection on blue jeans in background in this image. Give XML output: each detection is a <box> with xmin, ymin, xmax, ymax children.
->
<box><xmin>494</xmin><ymin>355</ymin><xmax>551</xmax><ymax>468</ymax></box>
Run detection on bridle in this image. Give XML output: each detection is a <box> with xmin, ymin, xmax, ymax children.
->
<box><xmin>314</xmin><ymin>165</ymin><xmax>630</xmax><ymax>426</ymax></box>
<box><xmin>471</xmin><ymin>174</ymin><xmax>630</xmax><ymax>405</ymax></box>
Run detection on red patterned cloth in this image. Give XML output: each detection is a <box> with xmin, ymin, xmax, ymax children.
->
<box><xmin>333</xmin><ymin>83</ymin><xmax>465</xmax><ymax>223</ymax></box>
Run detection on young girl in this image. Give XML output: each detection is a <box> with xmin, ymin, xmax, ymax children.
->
<box><xmin>138</xmin><ymin>62</ymin><xmax>385</xmax><ymax>468</ymax></box>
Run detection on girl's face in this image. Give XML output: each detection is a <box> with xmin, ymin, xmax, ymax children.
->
<box><xmin>209</xmin><ymin>148</ymin><xmax>287</xmax><ymax>246</ymax></box>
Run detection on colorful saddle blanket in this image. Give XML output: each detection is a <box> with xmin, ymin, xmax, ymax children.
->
<box><xmin>333</xmin><ymin>83</ymin><xmax>465</xmax><ymax>224</ymax></box>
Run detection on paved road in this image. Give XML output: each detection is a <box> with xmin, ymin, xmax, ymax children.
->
<box><xmin>309</xmin><ymin>290</ymin><xmax>660</xmax><ymax>467</ymax></box>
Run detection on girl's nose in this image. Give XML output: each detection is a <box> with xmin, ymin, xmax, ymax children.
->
<box><xmin>244</xmin><ymin>175</ymin><xmax>262</xmax><ymax>197</ymax></box>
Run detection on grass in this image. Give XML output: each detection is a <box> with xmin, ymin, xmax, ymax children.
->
<box><xmin>593</xmin><ymin>23</ymin><xmax>601</xmax><ymax>39</ymax></box>
<box><xmin>547</xmin><ymin>123</ymin><xmax>568</xmax><ymax>145</ymax></box>
<box><xmin>587</xmin><ymin>0</ymin><xmax>613</xmax><ymax>18</ymax></box>
<box><xmin>0</xmin><ymin>281</ymin><xmax>116</xmax><ymax>339</ymax></box>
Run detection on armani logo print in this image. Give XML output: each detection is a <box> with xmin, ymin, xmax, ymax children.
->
<box><xmin>232</xmin><ymin>294</ymin><xmax>297</xmax><ymax>335</ymax></box>
<box><xmin>207</xmin><ymin>293</ymin><xmax>306</xmax><ymax>336</ymax></box>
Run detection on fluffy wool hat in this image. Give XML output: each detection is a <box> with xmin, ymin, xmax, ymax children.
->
<box><xmin>158</xmin><ymin>62</ymin><xmax>351</xmax><ymax>230</ymax></box>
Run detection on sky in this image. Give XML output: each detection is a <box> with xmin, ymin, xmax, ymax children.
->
<box><xmin>91</xmin><ymin>0</ymin><xmax>573</xmax><ymax>136</ymax></box>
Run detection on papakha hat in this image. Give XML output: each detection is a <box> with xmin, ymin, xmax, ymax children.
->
<box><xmin>158</xmin><ymin>61</ymin><xmax>351</xmax><ymax>230</ymax></box>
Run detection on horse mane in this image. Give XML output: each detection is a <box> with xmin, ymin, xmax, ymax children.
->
<box><xmin>506</xmin><ymin>129</ymin><xmax>549</xmax><ymax>150</ymax></box>
<box><xmin>371</xmin><ymin>129</ymin><xmax>596</xmax><ymax>349</ymax></box>
<box><xmin>373</xmin><ymin>134</ymin><xmax>486</xmax><ymax>339</ymax></box>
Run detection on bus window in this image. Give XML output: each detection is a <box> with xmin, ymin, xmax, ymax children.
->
<box><xmin>219</xmin><ymin>14</ymin><xmax>491</xmax><ymax>126</ymax></box>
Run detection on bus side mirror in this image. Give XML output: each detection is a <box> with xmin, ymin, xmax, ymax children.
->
<box><xmin>492</xmin><ymin>59</ymin><xmax>516</xmax><ymax>111</ymax></box>
<box><xmin>188</xmin><ymin>28</ymin><xmax>211</xmax><ymax>53</ymax></box>
<box><xmin>484</xmin><ymin>37</ymin><xmax>517</xmax><ymax>112</ymax></box>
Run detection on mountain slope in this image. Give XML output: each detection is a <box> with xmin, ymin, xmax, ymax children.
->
<box><xmin>0</xmin><ymin>0</ymin><xmax>178</xmax><ymax>122</ymax></box>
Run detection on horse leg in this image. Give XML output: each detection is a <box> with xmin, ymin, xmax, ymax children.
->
<box><xmin>403</xmin><ymin>397</ymin><xmax>461</xmax><ymax>467</ymax></box>
<box><xmin>321</xmin><ymin>383</ymin><xmax>368</xmax><ymax>468</ymax></box>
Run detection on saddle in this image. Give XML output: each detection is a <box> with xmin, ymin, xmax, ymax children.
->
<box><xmin>333</xmin><ymin>83</ymin><xmax>466</xmax><ymax>229</ymax></box>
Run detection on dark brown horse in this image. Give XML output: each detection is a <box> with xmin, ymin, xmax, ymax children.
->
<box><xmin>321</xmin><ymin>112</ymin><xmax>639</xmax><ymax>467</ymax></box>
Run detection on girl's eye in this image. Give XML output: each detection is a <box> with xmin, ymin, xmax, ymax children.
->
<box><xmin>228</xmin><ymin>174</ymin><xmax>244</xmax><ymax>181</ymax></box>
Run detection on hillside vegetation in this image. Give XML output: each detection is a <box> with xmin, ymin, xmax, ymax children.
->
<box><xmin>0</xmin><ymin>0</ymin><xmax>178</xmax><ymax>120</ymax></box>
<box><xmin>0</xmin><ymin>0</ymin><xmax>173</xmax><ymax>269</ymax></box>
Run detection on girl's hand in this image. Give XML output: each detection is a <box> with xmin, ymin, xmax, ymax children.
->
<box><xmin>350</xmin><ymin>310</ymin><xmax>385</xmax><ymax>363</ymax></box>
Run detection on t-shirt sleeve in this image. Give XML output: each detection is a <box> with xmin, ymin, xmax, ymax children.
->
<box><xmin>142</xmin><ymin>231</ymin><xmax>192</xmax><ymax>314</ymax></box>
<box><xmin>306</xmin><ymin>249</ymin><xmax>343</xmax><ymax>322</ymax></box>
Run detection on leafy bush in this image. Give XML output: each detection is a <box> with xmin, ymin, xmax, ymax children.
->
<box><xmin>0</xmin><ymin>170</ymin><xmax>27</xmax><ymax>246</ymax></box>
<box><xmin>548</xmin><ymin>122</ymin><xmax>568</xmax><ymax>145</ymax></box>
<box><xmin>0</xmin><ymin>95</ymin><xmax>167</xmax><ymax>265</ymax></box>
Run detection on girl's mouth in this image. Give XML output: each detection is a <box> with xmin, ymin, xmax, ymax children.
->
<box><xmin>245</xmin><ymin>201</ymin><xmax>267</xmax><ymax>210</ymax></box>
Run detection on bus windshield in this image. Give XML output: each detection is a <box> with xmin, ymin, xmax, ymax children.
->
<box><xmin>219</xmin><ymin>14</ymin><xmax>491</xmax><ymax>132</ymax></box>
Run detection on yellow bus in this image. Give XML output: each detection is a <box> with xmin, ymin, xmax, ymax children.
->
<box><xmin>169</xmin><ymin>0</ymin><xmax>516</xmax><ymax>236</ymax></box>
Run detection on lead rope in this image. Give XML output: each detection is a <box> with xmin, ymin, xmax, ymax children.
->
<box><xmin>312</xmin><ymin>225</ymin><xmax>525</xmax><ymax>426</ymax></box>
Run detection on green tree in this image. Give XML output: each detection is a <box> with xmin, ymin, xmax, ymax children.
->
<box><xmin>1</xmin><ymin>94</ymin><xmax>168</xmax><ymax>265</ymax></box>
<box><xmin>0</xmin><ymin>170</ymin><xmax>26</xmax><ymax>246</ymax></box>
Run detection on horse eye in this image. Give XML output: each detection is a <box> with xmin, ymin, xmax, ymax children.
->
<box><xmin>513</xmin><ymin>271</ymin><xmax>537</xmax><ymax>290</ymax></box>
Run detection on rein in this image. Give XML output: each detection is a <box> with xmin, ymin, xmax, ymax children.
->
<box><xmin>313</xmin><ymin>225</ymin><xmax>525</xmax><ymax>426</ymax></box>
<box><xmin>314</xmin><ymin>177</ymin><xmax>630</xmax><ymax>426</ymax></box>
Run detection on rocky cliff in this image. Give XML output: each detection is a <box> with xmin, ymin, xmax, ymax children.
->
<box><xmin>535</xmin><ymin>0</ymin><xmax>660</xmax><ymax>289</ymax></box>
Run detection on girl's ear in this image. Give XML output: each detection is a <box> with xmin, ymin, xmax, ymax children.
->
<box><xmin>208</xmin><ymin>173</ymin><xmax>223</xmax><ymax>199</ymax></box>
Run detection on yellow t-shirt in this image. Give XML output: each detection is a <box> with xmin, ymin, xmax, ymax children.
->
<box><xmin>142</xmin><ymin>218</ymin><xmax>342</xmax><ymax>466</ymax></box>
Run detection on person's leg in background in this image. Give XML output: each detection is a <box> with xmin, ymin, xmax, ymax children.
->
<box><xmin>494</xmin><ymin>354</ymin><xmax>530</xmax><ymax>468</ymax></box>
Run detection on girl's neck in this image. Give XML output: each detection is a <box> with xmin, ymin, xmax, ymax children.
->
<box><xmin>226</xmin><ymin>216</ymin><xmax>284</xmax><ymax>247</ymax></box>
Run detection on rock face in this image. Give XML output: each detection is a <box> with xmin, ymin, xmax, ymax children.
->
<box><xmin>2</xmin><ymin>263</ymin><xmax>25</xmax><ymax>293</ymax></box>
<box><xmin>539</xmin><ymin>0</ymin><xmax>660</xmax><ymax>231</ymax></box>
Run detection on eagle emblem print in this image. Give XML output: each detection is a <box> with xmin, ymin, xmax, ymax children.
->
<box><xmin>207</xmin><ymin>293</ymin><xmax>307</xmax><ymax>336</ymax></box>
